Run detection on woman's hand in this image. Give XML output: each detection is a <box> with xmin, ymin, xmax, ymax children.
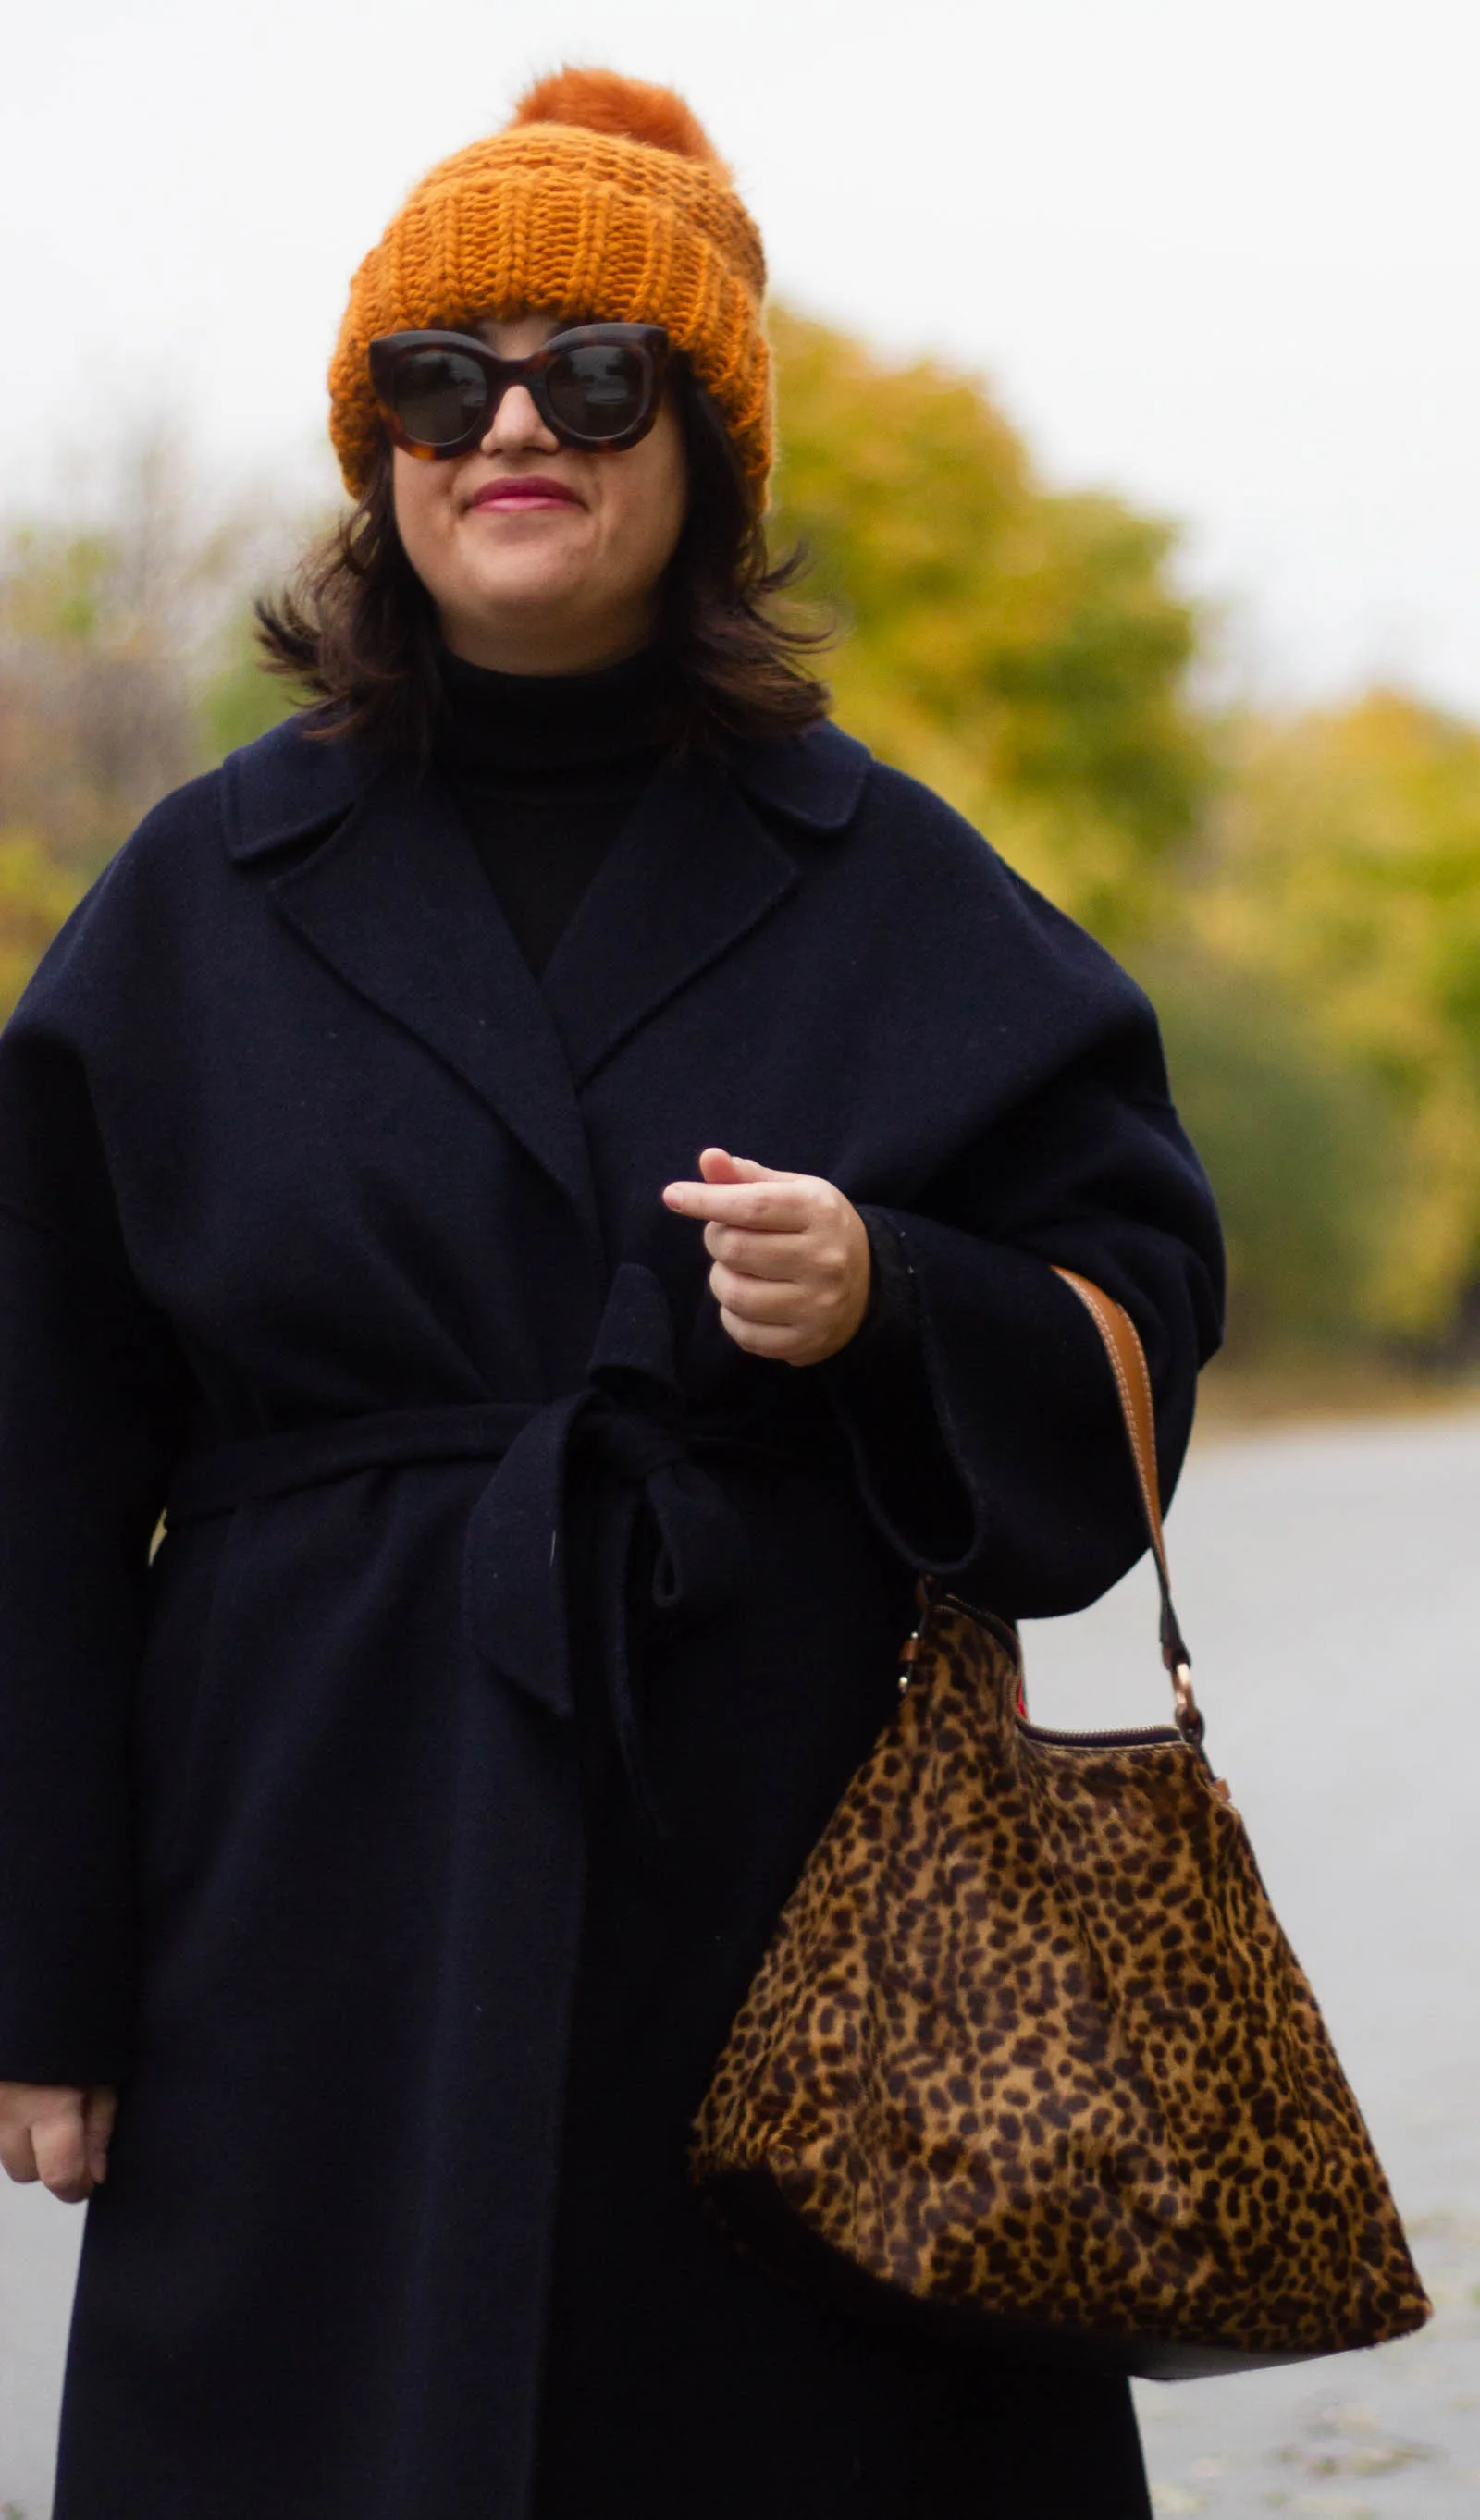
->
<box><xmin>662</xmin><ymin>1148</ymin><xmax>871</xmax><ymax>1366</ymax></box>
<box><xmin>0</xmin><ymin>2081</ymin><xmax>117</xmax><ymax>2204</ymax></box>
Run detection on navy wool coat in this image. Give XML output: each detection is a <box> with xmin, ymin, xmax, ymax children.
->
<box><xmin>0</xmin><ymin>715</ymin><xmax>1222</xmax><ymax>2520</ymax></box>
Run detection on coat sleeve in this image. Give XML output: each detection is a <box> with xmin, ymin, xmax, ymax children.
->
<box><xmin>0</xmin><ymin>943</ymin><xmax>189</xmax><ymax>2084</ymax></box>
<box><xmin>823</xmin><ymin>997</ymin><xmax>1224</xmax><ymax>1621</ymax></box>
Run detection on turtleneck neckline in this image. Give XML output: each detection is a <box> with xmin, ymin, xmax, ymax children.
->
<box><xmin>432</xmin><ymin>639</ymin><xmax>677</xmax><ymax>977</ymax></box>
<box><xmin>435</xmin><ymin>642</ymin><xmax>678</xmax><ymax>779</ymax></box>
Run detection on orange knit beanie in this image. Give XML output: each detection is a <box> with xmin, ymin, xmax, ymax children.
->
<box><xmin>327</xmin><ymin>68</ymin><xmax>771</xmax><ymax>503</ymax></box>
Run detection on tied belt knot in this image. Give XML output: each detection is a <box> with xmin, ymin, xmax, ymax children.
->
<box><xmin>582</xmin><ymin>1389</ymin><xmax>686</xmax><ymax>1486</ymax></box>
<box><xmin>166</xmin><ymin>1263</ymin><xmax>776</xmax><ymax>1824</ymax></box>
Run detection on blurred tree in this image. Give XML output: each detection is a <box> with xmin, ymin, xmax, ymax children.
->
<box><xmin>1139</xmin><ymin>954</ymin><xmax>1395</xmax><ymax>1351</ymax></box>
<box><xmin>1184</xmin><ymin>691</ymin><xmax>1480</xmax><ymax>1342</ymax></box>
<box><xmin>0</xmin><ymin>513</ymin><xmax>196</xmax><ymax>877</ymax></box>
<box><xmin>769</xmin><ymin>308</ymin><xmax>1211</xmax><ymax>945</ymax></box>
<box><xmin>199</xmin><ymin>615</ymin><xmax>299</xmax><ymax>760</ymax></box>
<box><xmin>0</xmin><ymin>831</ymin><xmax>83</xmax><ymax>1019</ymax></box>
<box><xmin>0</xmin><ymin>428</ymin><xmax>300</xmax><ymax>879</ymax></box>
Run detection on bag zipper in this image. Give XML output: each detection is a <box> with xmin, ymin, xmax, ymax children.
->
<box><xmin>917</xmin><ymin>1588</ymin><xmax>1227</xmax><ymax>1787</ymax></box>
<box><xmin>1018</xmin><ymin>1720</ymin><xmax>1186</xmax><ymax>1749</ymax></box>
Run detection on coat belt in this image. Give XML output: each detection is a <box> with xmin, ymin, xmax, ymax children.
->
<box><xmin>166</xmin><ymin>1262</ymin><xmax>782</xmax><ymax>1822</ymax></box>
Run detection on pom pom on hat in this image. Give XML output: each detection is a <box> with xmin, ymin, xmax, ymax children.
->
<box><xmin>327</xmin><ymin>67</ymin><xmax>771</xmax><ymax>502</ymax></box>
<box><xmin>510</xmin><ymin>67</ymin><xmax>726</xmax><ymax>168</ymax></box>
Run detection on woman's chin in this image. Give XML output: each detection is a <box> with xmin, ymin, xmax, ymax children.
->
<box><xmin>456</xmin><ymin>560</ymin><xmax>595</xmax><ymax>622</ymax></box>
<box><xmin>443</xmin><ymin>583</ymin><xmax>645</xmax><ymax>674</ymax></box>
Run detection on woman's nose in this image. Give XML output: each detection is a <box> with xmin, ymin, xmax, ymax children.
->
<box><xmin>480</xmin><ymin>382</ymin><xmax>560</xmax><ymax>458</ymax></box>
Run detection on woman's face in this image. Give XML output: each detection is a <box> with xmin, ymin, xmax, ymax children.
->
<box><xmin>391</xmin><ymin>311</ymin><xmax>688</xmax><ymax>676</ymax></box>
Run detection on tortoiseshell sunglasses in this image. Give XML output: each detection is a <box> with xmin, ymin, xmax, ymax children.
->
<box><xmin>368</xmin><ymin>324</ymin><xmax>671</xmax><ymax>459</ymax></box>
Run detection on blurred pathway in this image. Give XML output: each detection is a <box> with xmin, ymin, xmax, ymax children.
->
<box><xmin>1024</xmin><ymin>1409</ymin><xmax>1480</xmax><ymax>2519</ymax></box>
<box><xmin>3</xmin><ymin>1409</ymin><xmax>1478</xmax><ymax>2515</ymax></box>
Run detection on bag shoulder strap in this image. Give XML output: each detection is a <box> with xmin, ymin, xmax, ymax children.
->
<box><xmin>1051</xmin><ymin>1266</ymin><xmax>1202</xmax><ymax>1744</ymax></box>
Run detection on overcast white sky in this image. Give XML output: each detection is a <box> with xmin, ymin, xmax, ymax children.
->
<box><xmin>5</xmin><ymin>0</ymin><xmax>1479</xmax><ymax>711</ymax></box>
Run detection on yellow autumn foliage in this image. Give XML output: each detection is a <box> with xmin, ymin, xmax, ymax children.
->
<box><xmin>1184</xmin><ymin>692</ymin><xmax>1480</xmax><ymax>1339</ymax></box>
<box><xmin>0</xmin><ymin>830</ymin><xmax>83</xmax><ymax>1020</ymax></box>
<box><xmin>769</xmin><ymin>309</ymin><xmax>1210</xmax><ymax>948</ymax></box>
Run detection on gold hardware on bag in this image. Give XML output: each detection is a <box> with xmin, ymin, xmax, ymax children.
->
<box><xmin>1171</xmin><ymin>1660</ymin><xmax>1201</xmax><ymax>1738</ymax></box>
<box><xmin>897</xmin><ymin>1610</ymin><xmax>929</xmax><ymax>1696</ymax></box>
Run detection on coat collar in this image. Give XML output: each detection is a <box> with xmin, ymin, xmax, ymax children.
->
<box><xmin>219</xmin><ymin>714</ymin><xmax>870</xmax><ymax>1222</ymax></box>
<box><xmin>218</xmin><ymin>710</ymin><xmax>871</xmax><ymax>865</ymax></box>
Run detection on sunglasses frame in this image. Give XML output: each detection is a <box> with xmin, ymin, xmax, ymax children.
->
<box><xmin>368</xmin><ymin>323</ymin><xmax>672</xmax><ymax>460</ymax></box>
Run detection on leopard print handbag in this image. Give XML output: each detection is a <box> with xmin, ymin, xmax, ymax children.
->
<box><xmin>690</xmin><ymin>1269</ymin><xmax>1431</xmax><ymax>2377</ymax></box>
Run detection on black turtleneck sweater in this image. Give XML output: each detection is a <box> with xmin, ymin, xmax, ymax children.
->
<box><xmin>436</xmin><ymin>643</ymin><xmax>675</xmax><ymax>976</ymax></box>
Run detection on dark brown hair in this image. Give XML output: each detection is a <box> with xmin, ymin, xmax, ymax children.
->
<box><xmin>255</xmin><ymin>364</ymin><xmax>831</xmax><ymax>758</ymax></box>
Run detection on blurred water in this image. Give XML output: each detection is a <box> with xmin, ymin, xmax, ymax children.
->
<box><xmin>1</xmin><ymin>1410</ymin><xmax>1476</xmax><ymax>2515</ymax></box>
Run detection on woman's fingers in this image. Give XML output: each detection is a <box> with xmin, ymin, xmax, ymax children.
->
<box><xmin>716</xmin><ymin>1307</ymin><xmax>801</xmax><ymax>1360</ymax></box>
<box><xmin>83</xmin><ymin>2084</ymin><xmax>118</xmax><ymax>2187</ymax></box>
<box><xmin>696</xmin><ymin>1146</ymin><xmax>781</xmax><ymax>1186</ymax></box>
<box><xmin>664</xmin><ymin>1177</ymin><xmax>814</xmax><ymax>1232</ymax></box>
<box><xmin>710</xmin><ymin>1256</ymin><xmax>868</xmax><ymax>1362</ymax></box>
<box><xmin>709</xmin><ymin>1263</ymin><xmax>804</xmax><ymax>1324</ymax></box>
<box><xmin>701</xmin><ymin>1222</ymin><xmax>811</xmax><ymax>1276</ymax></box>
<box><xmin>14</xmin><ymin>2089</ymin><xmax>93</xmax><ymax>2203</ymax></box>
<box><xmin>0</xmin><ymin>2112</ymin><xmax>39</xmax><ymax>2184</ymax></box>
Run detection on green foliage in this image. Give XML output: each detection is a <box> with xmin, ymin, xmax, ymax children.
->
<box><xmin>2</xmin><ymin>524</ymin><xmax>119</xmax><ymax>646</ymax></box>
<box><xmin>1141</xmin><ymin>955</ymin><xmax>1394</xmax><ymax>1349</ymax></box>
<box><xmin>198</xmin><ymin>619</ymin><xmax>299</xmax><ymax>762</ymax></box>
<box><xmin>770</xmin><ymin>309</ymin><xmax>1210</xmax><ymax>946</ymax></box>
<box><xmin>1185</xmin><ymin>692</ymin><xmax>1480</xmax><ymax>1340</ymax></box>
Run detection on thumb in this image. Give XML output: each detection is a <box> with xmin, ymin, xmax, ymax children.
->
<box><xmin>697</xmin><ymin>1147</ymin><xmax>791</xmax><ymax>1185</ymax></box>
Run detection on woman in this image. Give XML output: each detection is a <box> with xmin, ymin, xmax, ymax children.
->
<box><xmin>0</xmin><ymin>68</ymin><xmax>1222</xmax><ymax>2520</ymax></box>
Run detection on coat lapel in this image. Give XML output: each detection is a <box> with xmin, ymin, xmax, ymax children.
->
<box><xmin>267</xmin><ymin>760</ymin><xmax>599</xmax><ymax>1227</ymax></box>
<box><xmin>220</xmin><ymin>711</ymin><xmax>871</xmax><ymax>1205</ymax></box>
<box><xmin>539</xmin><ymin>744</ymin><xmax>800</xmax><ymax>1087</ymax></box>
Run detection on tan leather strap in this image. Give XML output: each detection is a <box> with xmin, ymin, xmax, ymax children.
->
<box><xmin>1051</xmin><ymin>1267</ymin><xmax>1202</xmax><ymax>1742</ymax></box>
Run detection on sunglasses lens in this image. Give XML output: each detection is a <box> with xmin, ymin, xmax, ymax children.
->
<box><xmin>389</xmin><ymin>349</ymin><xmax>489</xmax><ymax>449</ymax></box>
<box><xmin>545</xmin><ymin>342</ymin><xmax>650</xmax><ymax>440</ymax></box>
